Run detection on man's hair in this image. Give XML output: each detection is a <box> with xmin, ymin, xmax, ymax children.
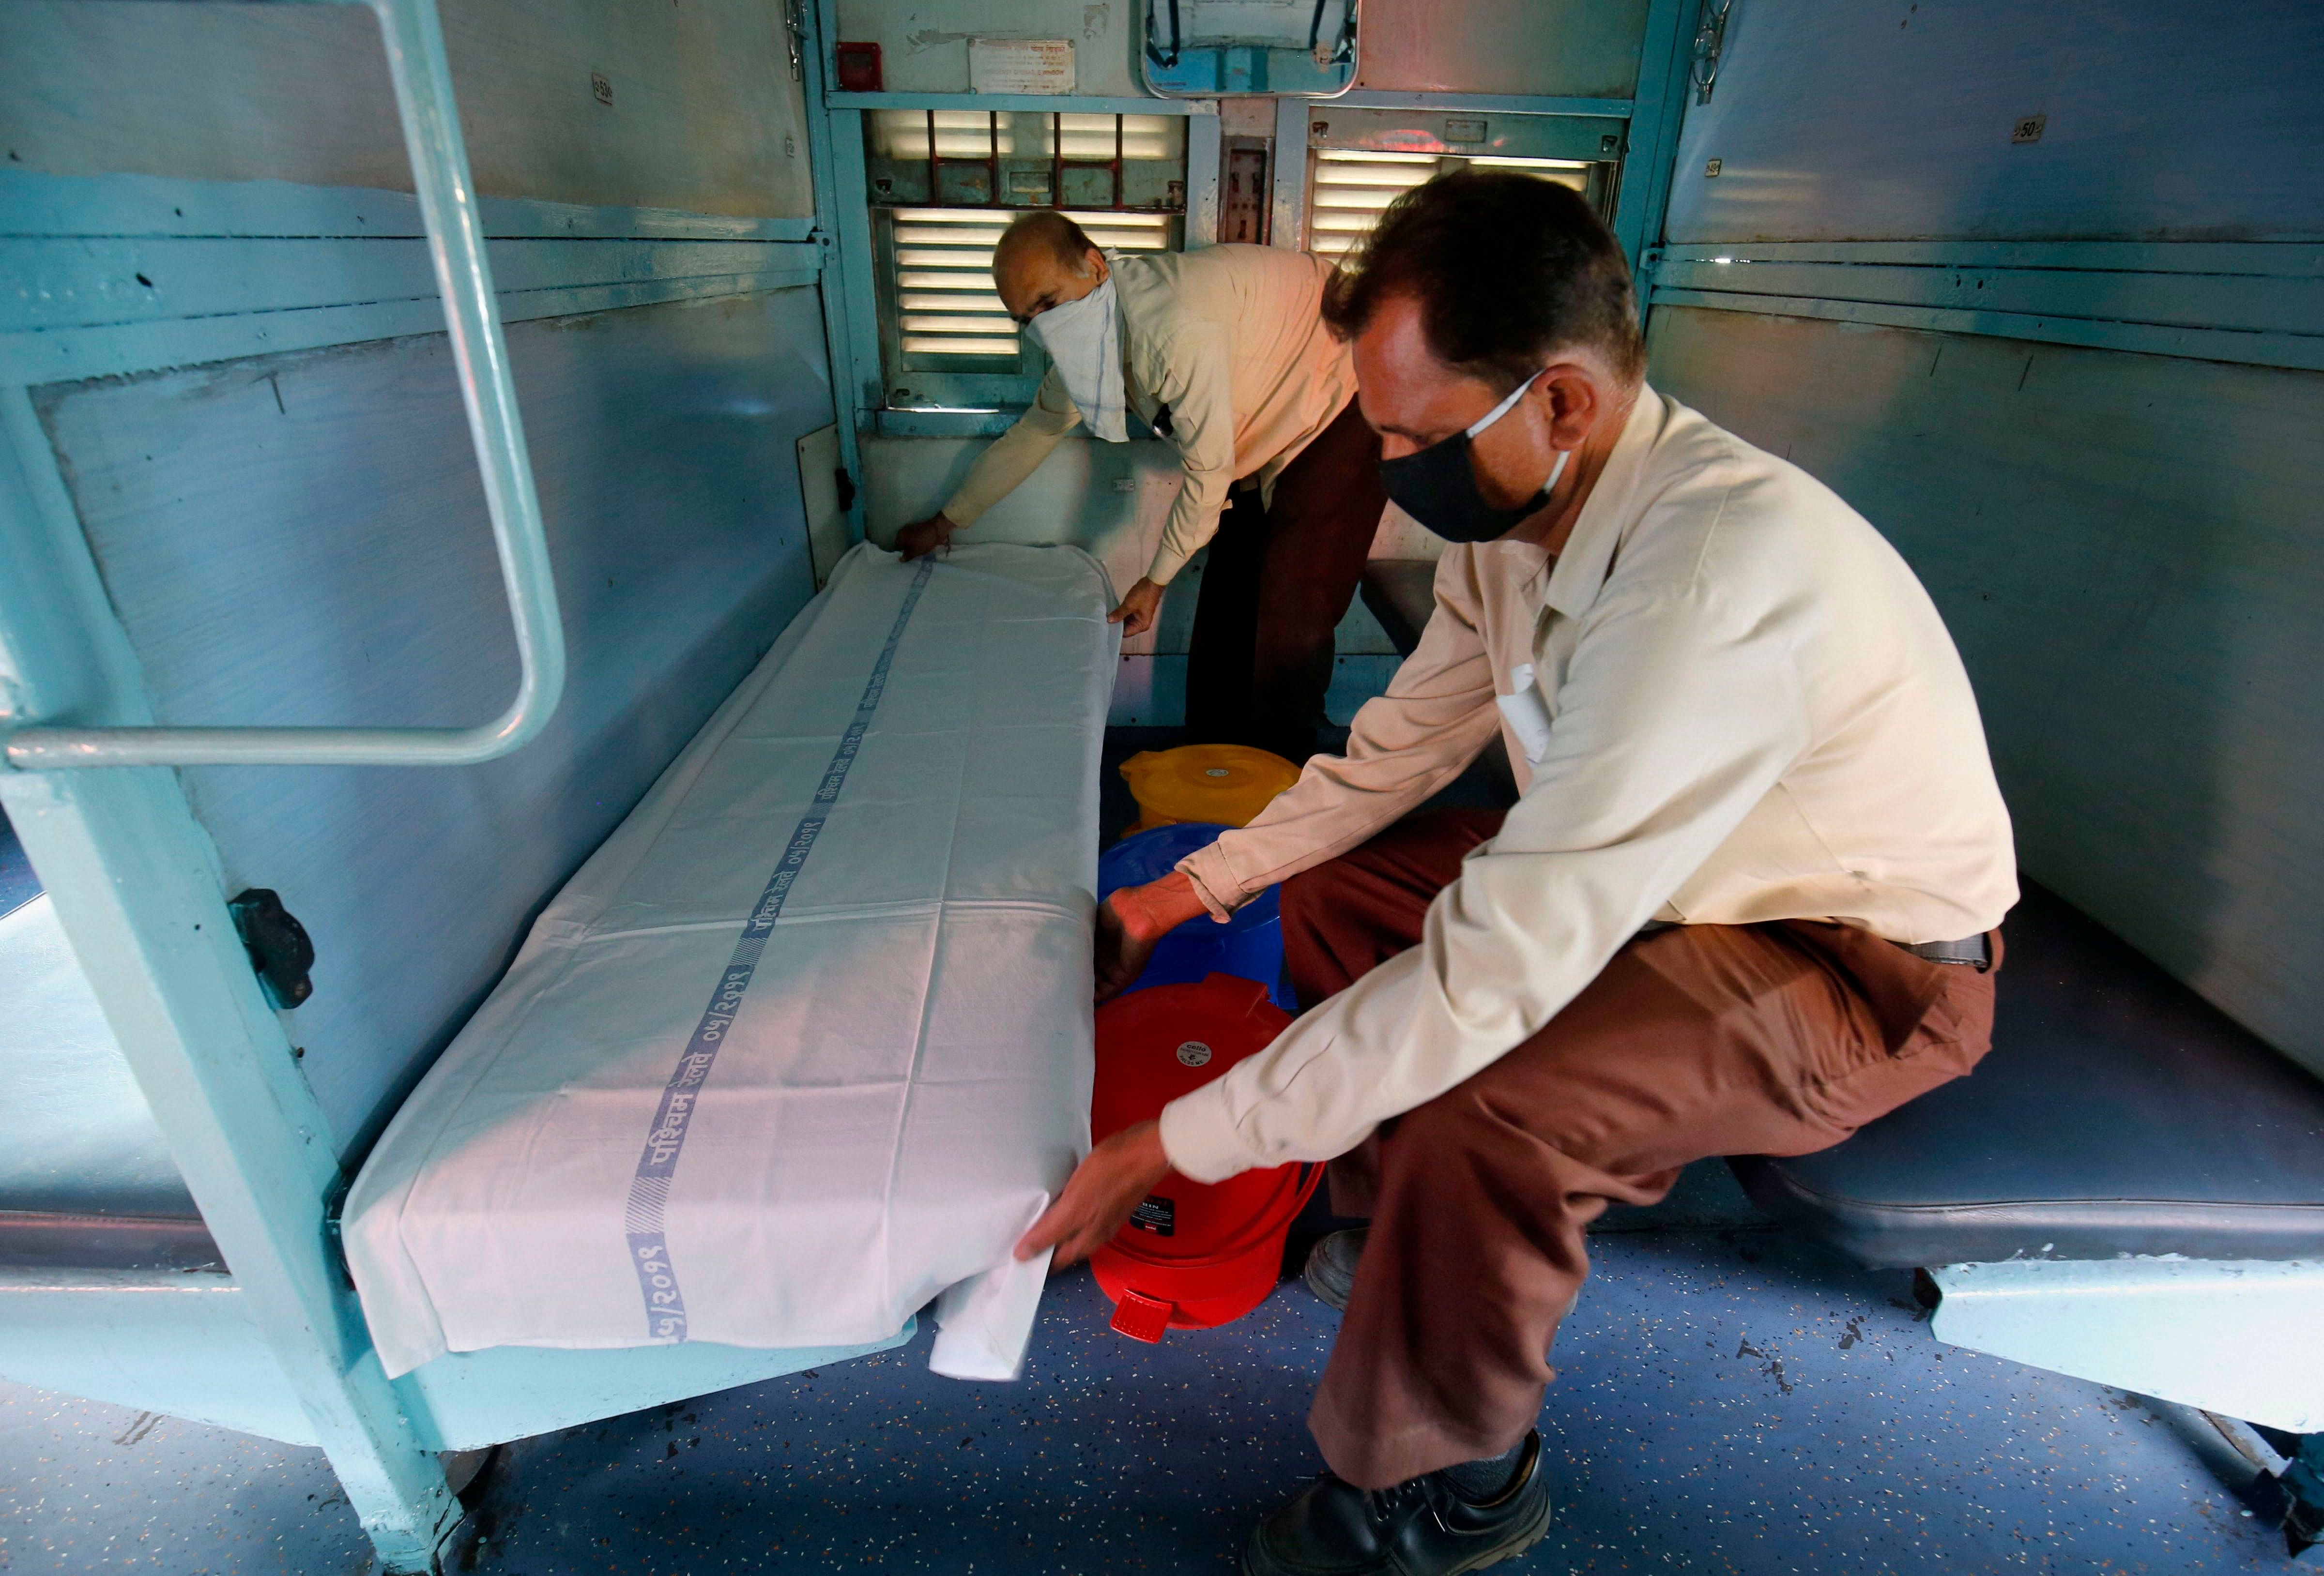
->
<box><xmin>996</xmin><ymin>210</ymin><xmax>1099</xmax><ymax>275</ymax></box>
<box><xmin>1322</xmin><ymin>171</ymin><xmax>1646</xmax><ymax>391</ymax></box>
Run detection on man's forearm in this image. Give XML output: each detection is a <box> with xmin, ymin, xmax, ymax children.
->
<box><xmin>943</xmin><ymin>398</ymin><xmax>1077</xmax><ymax>527</ymax></box>
<box><xmin>1118</xmin><ymin>871</ymin><xmax>1210</xmax><ymax>938</ymax></box>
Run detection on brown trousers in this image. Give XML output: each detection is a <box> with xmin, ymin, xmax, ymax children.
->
<box><xmin>1184</xmin><ymin>398</ymin><xmax>1385</xmax><ymax>762</ymax></box>
<box><xmin>1287</xmin><ymin>809</ymin><xmax>2000</xmax><ymax>1489</ymax></box>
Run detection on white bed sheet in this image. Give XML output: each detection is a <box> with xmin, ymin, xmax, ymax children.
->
<box><xmin>344</xmin><ymin>544</ymin><xmax>1118</xmax><ymax>1381</ymax></box>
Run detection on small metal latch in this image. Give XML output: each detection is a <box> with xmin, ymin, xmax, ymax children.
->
<box><xmin>227</xmin><ymin>888</ymin><xmax>315</xmax><ymax>1010</ymax></box>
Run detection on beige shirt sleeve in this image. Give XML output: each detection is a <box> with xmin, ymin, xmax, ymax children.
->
<box><xmin>1140</xmin><ymin>323</ymin><xmax>1239</xmax><ymax>587</ymax></box>
<box><xmin>1160</xmin><ymin>570</ymin><xmax>1815</xmax><ymax>1185</ymax></box>
<box><xmin>939</xmin><ymin>364</ymin><xmax>1081</xmax><ymax>529</ymax></box>
<box><xmin>1176</xmin><ymin>552</ymin><xmax>1505</xmax><ymax>918</ymax></box>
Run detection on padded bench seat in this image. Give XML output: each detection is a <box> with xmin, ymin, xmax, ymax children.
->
<box><xmin>1731</xmin><ymin>883</ymin><xmax>2324</xmax><ymax>1267</ymax></box>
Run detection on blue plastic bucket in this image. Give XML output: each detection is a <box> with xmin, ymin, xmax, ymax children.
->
<box><xmin>1097</xmin><ymin>823</ymin><xmax>1294</xmax><ymax>1011</ymax></box>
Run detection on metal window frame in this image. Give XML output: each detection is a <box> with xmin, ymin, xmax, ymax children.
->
<box><xmin>822</xmin><ymin>83</ymin><xmax>1221</xmax><ymax>432</ymax></box>
<box><xmin>1301</xmin><ymin>145</ymin><xmax>1617</xmax><ymax>263</ymax></box>
<box><xmin>870</xmin><ymin>112</ymin><xmax>1194</xmax><ymax>382</ymax></box>
<box><xmin>1258</xmin><ymin>0</ymin><xmax>1698</xmax><ymax>283</ymax></box>
<box><xmin>868</xmin><ymin>106</ymin><xmax>1194</xmax><ymax>387</ymax></box>
<box><xmin>875</xmin><ymin>205</ymin><xmax>1190</xmax><ymax>412</ymax></box>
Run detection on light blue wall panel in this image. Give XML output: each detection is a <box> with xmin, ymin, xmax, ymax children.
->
<box><xmin>32</xmin><ymin>289</ymin><xmax>834</xmax><ymax>1157</ymax></box>
<box><xmin>0</xmin><ymin>0</ymin><xmax>815</xmax><ymax>220</ymax></box>
<box><xmin>1666</xmin><ymin>0</ymin><xmax>2324</xmax><ymax>244</ymax></box>
<box><xmin>1646</xmin><ymin>306</ymin><xmax>2324</xmax><ymax>1079</ymax></box>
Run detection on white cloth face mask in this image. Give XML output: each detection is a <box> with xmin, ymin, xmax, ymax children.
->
<box><xmin>1025</xmin><ymin>269</ymin><xmax>1128</xmax><ymax>443</ymax></box>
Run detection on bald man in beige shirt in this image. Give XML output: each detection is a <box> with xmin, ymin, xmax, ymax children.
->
<box><xmin>1017</xmin><ymin>176</ymin><xmax>2017</xmax><ymax>1576</ymax></box>
<box><xmin>898</xmin><ymin>215</ymin><xmax>1386</xmax><ymax>758</ymax></box>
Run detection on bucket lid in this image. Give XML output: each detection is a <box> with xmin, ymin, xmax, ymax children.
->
<box><xmin>1092</xmin><ymin>974</ymin><xmax>1294</xmax><ymax>1141</ymax></box>
<box><xmin>1117</xmin><ymin>745</ymin><xmax>1300</xmax><ymax>829</ymax></box>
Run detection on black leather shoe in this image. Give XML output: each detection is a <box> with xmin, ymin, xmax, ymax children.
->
<box><xmin>1303</xmin><ymin>1228</ymin><xmax>1366</xmax><ymax>1312</ymax></box>
<box><xmin>1241</xmin><ymin>1432</ymin><xmax>1553</xmax><ymax>1576</ymax></box>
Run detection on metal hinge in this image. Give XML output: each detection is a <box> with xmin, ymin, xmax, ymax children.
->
<box><xmin>784</xmin><ymin>0</ymin><xmax>807</xmax><ymax>80</ymax></box>
<box><xmin>1691</xmin><ymin>0</ymin><xmax>1735</xmax><ymax>105</ymax></box>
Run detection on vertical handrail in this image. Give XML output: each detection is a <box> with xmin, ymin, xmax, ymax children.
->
<box><xmin>3</xmin><ymin>0</ymin><xmax>565</xmax><ymax>771</ymax></box>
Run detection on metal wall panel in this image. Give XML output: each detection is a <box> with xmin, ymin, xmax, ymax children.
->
<box><xmin>832</xmin><ymin>0</ymin><xmax>1142</xmax><ymax>96</ymax></box>
<box><xmin>1353</xmin><ymin>0</ymin><xmax>1649</xmax><ymax>99</ymax></box>
<box><xmin>33</xmin><ymin>289</ymin><xmax>834</xmax><ymax>1157</ymax></box>
<box><xmin>835</xmin><ymin>0</ymin><xmax>1651</xmax><ymax>100</ymax></box>
<box><xmin>1647</xmin><ymin>306</ymin><xmax>2324</xmax><ymax>1077</ymax></box>
<box><xmin>1666</xmin><ymin>0</ymin><xmax>2324</xmax><ymax>244</ymax></box>
<box><xmin>0</xmin><ymin>0</ymin><xmax>815</xmax><ymax>219</ymax></box>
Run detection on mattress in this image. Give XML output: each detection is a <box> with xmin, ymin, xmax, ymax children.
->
<box><xmin>344</xmin><ymin>543</ymin><xmax>1118</xmax><ymax>1381</ymax></box>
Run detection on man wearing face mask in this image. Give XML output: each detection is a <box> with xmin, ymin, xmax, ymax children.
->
<box><xmin>1015</xmin><ymin>174</ymin><xmax>2017</xmax><ymax>1574</ymax></box>
<box><xmin>893</xmin><ymin>212</ymin><xmax>1386</xmax><ymax>760</ymax></box>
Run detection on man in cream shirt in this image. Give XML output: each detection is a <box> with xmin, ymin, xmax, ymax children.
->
<box><xmin>1017</xmin><ymin>176</ymin><xmax>2017</xmax><ymax>1574</ymax></box>
<box><xmin>897</xmin><ymin>212</ymin><xmax>1388</xmax><ymax>758</ymax></box>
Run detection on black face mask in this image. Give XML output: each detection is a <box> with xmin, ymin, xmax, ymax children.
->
<box><xmin>1377</xmin><ymin>372</ymin><xmax>1567</xmax><ymax>544</ymax></box>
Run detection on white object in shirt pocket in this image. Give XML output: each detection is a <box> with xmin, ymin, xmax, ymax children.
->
<box><xmin>1496</xmin><ymin>662</ymin><xmax>1556</xmax><ymax>765</ymax></box>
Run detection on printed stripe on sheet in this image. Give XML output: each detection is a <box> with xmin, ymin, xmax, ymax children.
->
<box><xmin>621</xmin><ymin>557</ymin><xmax>937</xmax><ymax>1341</ymax></box>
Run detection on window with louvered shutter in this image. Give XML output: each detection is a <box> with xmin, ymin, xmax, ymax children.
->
<box><xmin>863</xmin><ymin>111</ymin><xmax>1189</xmax><ymax>410</ymax></box>
<box><xmin>1306</xmin><ymin>151</ymin><xmax>1599</xmax><ymax>264</ymax></box>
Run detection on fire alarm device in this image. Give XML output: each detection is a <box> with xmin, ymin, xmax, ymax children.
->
<box><xmin>835</xmin><ymin>41</ymin><xmax>882</xmax><ymax>93</ymax></box>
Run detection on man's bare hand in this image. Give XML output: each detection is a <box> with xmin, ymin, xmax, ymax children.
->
<box><xmin>896</xmin><ymin>513</ymin><xmax>957</xmax><ymax>561</ymax></box>
<box><xmin>1096</xmin><ymin>873</ymin><xmax>1211</xmax><ymax>1002</ymax></box>
<box><xmin>1014</xmin><ymin>1120</ymin><xmax>1172</xmax><ymax>1267</ymax></box>
<box><xmin>1107</xmin><ymin>577</ymin><xmax>1166</xmax><ymax>638</ymax></box>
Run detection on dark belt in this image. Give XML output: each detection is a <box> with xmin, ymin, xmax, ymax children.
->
<box><xmin>1902</xmin><ymin>934</ymin><xmax>1990</xmax><ymax>968</ymax></box>
<box><xmin>1636</xmin><ymin>921</ymin><xmax>1991</xmax><ymax>969</ymax></box>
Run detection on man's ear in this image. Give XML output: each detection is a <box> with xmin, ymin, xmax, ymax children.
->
<box><xmin>1087</xmin><ymin>248</ymin><xmax>1111</xmax><ymax>282</ymax></box>
<box><xmin>1537</xmin><ymin>363</ymin><xmax>1604</xmax><ymax>450</ymax></box>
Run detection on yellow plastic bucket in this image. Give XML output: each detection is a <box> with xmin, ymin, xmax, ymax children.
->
<box><xmin>1119</xmin><ymin>745</ymin><xmax>1301</xmax><ymax>835</ymax></box>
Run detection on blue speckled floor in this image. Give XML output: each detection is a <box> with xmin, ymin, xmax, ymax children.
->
<box><xmin>0</xmin><ymin>1228</ymin><xmax>2292</xmax><ymax>1574</ymax></box>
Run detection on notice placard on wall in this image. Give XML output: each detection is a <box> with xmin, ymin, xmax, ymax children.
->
<box><xmin>968</xmin><ymin>38</ymin><xmax>1076</xmax><ymax>95</ymax></box>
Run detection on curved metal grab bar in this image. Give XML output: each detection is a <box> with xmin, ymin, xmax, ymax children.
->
<box><xmin>5</xmin><ymin>0</ymin><xmax>565</xmax><ymax>770</ymax></box>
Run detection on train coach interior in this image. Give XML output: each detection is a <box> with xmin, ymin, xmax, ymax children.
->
<box><xmin>0</xmin><ymin>0</ymin><xmax>2320</xmax><ymax>1571</ymax></box>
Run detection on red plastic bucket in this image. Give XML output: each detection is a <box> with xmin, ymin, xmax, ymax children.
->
<box><xmin>1088</xmin><ymin>974</ymin><xmax>1321</xmax><ymax>1342</ymax></box>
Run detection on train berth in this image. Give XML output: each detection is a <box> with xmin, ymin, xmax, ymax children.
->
<box><xmin>345</xmin><ymin>543</ymin><xmax>1116</xmax><ymax>1385</ymax></box>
